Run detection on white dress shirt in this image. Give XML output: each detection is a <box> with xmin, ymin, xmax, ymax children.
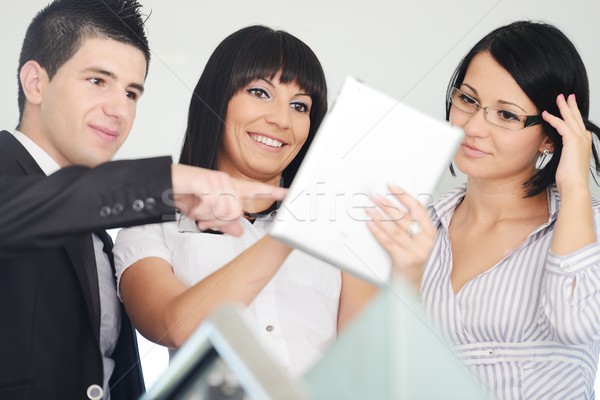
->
<box><xmin>113</xmin><ymin>210</ymin><xmax>342</xmax><ymax>377</ymax></box>
<box><xmin>10</xmin><ymin>130</ymin><xmax>120</xmax><ymax>399</ymax></box>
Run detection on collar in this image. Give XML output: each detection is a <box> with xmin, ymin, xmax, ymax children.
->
<box><xmin>9</xmin><ymin>129</ymin><xmax>60</xmax><ymax>176</ymax></box>
<box><xmin>430</xmin><ymin>183</ymin><xmax>560</xmax><ymax>230</ymax></box>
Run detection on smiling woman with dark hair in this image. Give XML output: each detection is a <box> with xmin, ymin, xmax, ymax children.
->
<box><xmin>113</xmin><ymin>25</ymin><xmax>376</xmax><ymax>377</ymax></box>
<box><xmin>178</xmin><ymin>25</ymin><xmax>328</xmax><ymax>188</ymax></box>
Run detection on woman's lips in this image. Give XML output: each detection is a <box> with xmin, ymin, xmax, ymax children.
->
<box><xmin>461</xmin><ymin>143</ymin><xmax>489</xmax><ymax>158</ymax></box>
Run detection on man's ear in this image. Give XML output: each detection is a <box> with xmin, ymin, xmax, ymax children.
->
<box><xmin>19</xmin><ymin>61</ymin><xmax>48</xmax><ymax>106</ymax></box>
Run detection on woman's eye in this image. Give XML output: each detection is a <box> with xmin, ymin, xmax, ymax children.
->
<box><xmin>459</xmin><ymin>94</ymin><xmax>478</xmax><ymax>105</ymax></box>
<box><xmin>290</xmin><ymin>101</ymin><xmax>309</xmax><ymax>113</ymax></box>
<box><xmin>498</xmin><ymin>109</ymin><xmax>521</xmax><ymax>122</ymax></box>
<box><xmin>247</xmin><ymin>88</ymin><xmax>269</xmax><ymax>99</ymax></box>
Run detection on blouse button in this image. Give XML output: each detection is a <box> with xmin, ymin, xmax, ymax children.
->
<box><xmin>266</xmin><ymin>325</ymin><xmax>274</xmax><ymax>332</ymax></box>
<box><xmin>560</xmin><ymin>261</ymin><xmax>572</xmax><ymax>271</ymax></box>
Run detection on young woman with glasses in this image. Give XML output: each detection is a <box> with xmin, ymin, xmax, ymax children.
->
<box><xmin>368</xmin><ymin>20</ymin><xmax>600</xmax><ymax>399</ymax></box>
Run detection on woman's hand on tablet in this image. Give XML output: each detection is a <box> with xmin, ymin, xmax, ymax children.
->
<box><xmin>366</xmin><ymin>183</ymin><xmax>435</xmax><ymax>290</ymax></box>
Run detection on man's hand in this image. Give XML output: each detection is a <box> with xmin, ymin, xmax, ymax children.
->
<box><xmin>171</xmin><ymin>164</ymin><xmax>287</xmax><ymax>236</ymax></box>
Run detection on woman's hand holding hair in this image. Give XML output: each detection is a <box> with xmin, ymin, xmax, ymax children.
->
<box><xmin>366</xmin><ymin>183</ymin><xmax>435</xmax><ymax>290</ymax></box>
<box><xmin>542</xmin><ymin>94</ymin><xmax>592</xmax><ymax>194</ymax></box>
<box><xmin>543</xmin><ymin>94</ymin><xmax>596</xmax><ymax>256</ymax></box>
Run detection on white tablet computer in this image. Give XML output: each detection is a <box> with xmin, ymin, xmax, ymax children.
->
<box><xmin>270</xmin><ymin>76</ymin><xmax>463</xmax><ymax>286</ymax></box>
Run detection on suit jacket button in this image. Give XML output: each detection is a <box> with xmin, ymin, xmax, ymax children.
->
<box><xmin>132</xmin><ymin>199</ymin><xmax>145</xmax><ymax>212</ymax></box>
<box><xmin>112</xmin><ymin>203</ymin><xmax>124</xmax><ymax>215</ymax></box>
<box><xmin>87</xmin><ymin>384</ymin><xmax>103</xmax><ymax>400</ymax></box>
<box><xmin>145</xmin><ymin>197</ymin><xmax>156</xmax><ymax>210</ymax></box>
<box><xmin>99</xmin><ymin>206</ymin><xmax>111</xmax><ymax>217</ymax></box>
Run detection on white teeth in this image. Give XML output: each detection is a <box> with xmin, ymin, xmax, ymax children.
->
<box><xmin>250</xmin><ymin>134</ymin><xmax>283</xmax><ymax>148</ymax></box>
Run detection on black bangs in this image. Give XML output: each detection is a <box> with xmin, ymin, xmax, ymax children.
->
<box><xmin>227</xmin><ymin>27</ymin><xmax>327</xmax><ymax>111</ymax></box>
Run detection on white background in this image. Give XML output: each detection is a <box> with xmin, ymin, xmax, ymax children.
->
<box><xmin>3</xmin><ymin>0</ymin><xmax>600</xmax><ymax>391</ymax></box>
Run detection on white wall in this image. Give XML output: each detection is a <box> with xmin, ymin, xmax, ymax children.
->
<box><xmin>3</xmin><ymin>0</ymin><xmax>600</xmax><ymax>390</ymax></box>
<box><xmin>2</xmin><ymin>0</ymin><xmax>599</xmax><ymax>198</ymax></box>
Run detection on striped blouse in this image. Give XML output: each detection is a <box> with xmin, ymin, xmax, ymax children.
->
<box><xmin>421</xmin><ymin>184</ymin><xmax>600</xmax><ymax>399</ymax></box>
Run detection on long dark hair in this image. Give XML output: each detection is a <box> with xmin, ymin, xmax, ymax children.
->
<box><xmin>446</xmin><ymin>20</ymin><xmax>600</xmax><ymax>197</ymax></box>
<box><xmin>179</xmin><ymin>25</ymin><xmax>328</xmax><ymax>188</ymax></box>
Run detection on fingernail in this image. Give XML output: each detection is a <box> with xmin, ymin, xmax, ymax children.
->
<box><xmin>560</xmin><ymin>94</ymin><xmax>565</xmax><ymax>101</ymax></box>
<box><xmin>387</xmin><ymin>182</ymin><xmax>401</xmax><ymax>191</ymax></box>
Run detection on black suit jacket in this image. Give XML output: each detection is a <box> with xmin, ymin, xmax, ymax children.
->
<box><xmin>0</xmin><ymin>130</ymin><xmax>175</xmax><ymax>399</ymax></box>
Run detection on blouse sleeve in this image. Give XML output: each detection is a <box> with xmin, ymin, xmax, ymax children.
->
<box><xmin>113</xmin><ymin>222</ymin><xmax>173</xmax><ymax>300</ymax></box>
<box><xmin>542</xmin><ymin>206</ymin><xmax>600</xmax><ymax>344</ymax></box>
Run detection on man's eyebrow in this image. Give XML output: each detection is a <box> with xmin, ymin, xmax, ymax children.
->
<box><xmin>82</xmin><ymin>67</ymin><xmax>116</xmax><ymax>79</ymax></box>
<box><xmin>129</xmin><ymin>82</ymin><xmax>145</xmax><ymax>94</ymax></box>
<box><xmin>81</xmin><ymin>67</ymin><xmax>145</xmax><ymax>93</ymax></box>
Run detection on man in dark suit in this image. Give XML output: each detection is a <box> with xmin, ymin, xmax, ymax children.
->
<box><xmin>0</xmin><ymin>1</ymin><xmax>285</xmax><ymax>399</ymax></box>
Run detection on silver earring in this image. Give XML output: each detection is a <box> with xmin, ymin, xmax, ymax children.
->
<box><xmin>537</xmin><ymin>149</ymin><xmax>551</xmax><ymax>169</ymax></box>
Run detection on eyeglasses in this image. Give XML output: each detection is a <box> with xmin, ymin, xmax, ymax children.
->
<box><xmin>449</xmin><ymin>87</ymin><xmax>542</xmax><ymax>131</ymax></box>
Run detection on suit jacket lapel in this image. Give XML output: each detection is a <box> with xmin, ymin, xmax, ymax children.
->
<box><xmin>0</xmin><ymin>130</ymin><xmax>45</xmax><ymax>175</ymax></box>
<box><xmin>95</xmin><ymin>230</ymin><xmax>115</xmax><ymax>272</ymax></box>
<box><xmin>0</xmin><ymin>130</ymin><xmax>101</xmax><ymax>343</ymax></box>
<box><xmin>65</xmin><ymin>236</ymin><xmax>102</xmax><ymax>344</ymax></box>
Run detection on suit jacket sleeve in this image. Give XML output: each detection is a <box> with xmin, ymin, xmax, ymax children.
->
<box><xmin>0</xmin><ymin>156</ymin><xmax>175</xmax><ymax>256</ymax></box>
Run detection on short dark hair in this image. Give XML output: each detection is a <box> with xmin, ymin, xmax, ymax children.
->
<box><xmin>445</xmin><ymin>20</ymin><xmax>600</xmax><ymax>197</ymax></box>
<box><xmin>179</xmin><ymin>25</ymin><xmax>328</xmax><ymax>188</ymax></box>
<box><xmin>17</xmin><ymin>0</ymin><xmax>150</xmax><ymax>122</ymax></box>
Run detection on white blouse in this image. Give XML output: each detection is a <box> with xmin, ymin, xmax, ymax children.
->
<box><xmin>113</xmin><ymin>211</ymin><xmax>341</xmax><ymax>376</ymax></box>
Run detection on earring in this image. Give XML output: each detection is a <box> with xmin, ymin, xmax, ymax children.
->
<box><xmin>537</xmin><ymin>149</ymin><xmax>551</xmax><ymax>169</ymax></box>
